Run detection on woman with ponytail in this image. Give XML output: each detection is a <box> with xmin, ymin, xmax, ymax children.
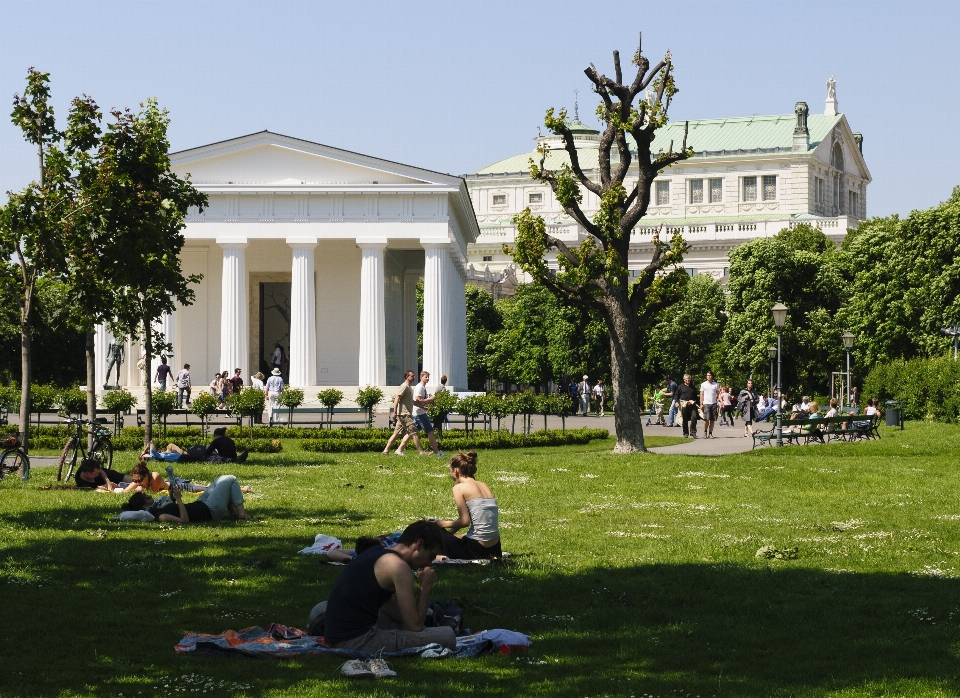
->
<box><xmin>434</xmin><ymin>452</ymin><xmax>502</xmax><ymax>560</ymax></box>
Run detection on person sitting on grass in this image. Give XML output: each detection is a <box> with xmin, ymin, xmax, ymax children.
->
<box><xmin>433</xmin><ymin>451</ymin><xmax>502</xmax><ymax>561</ymax></box>
<box><xmin>320</xmin><ymin>520</ymin><xmax>455</xmax><ymax>652</ymax></box>
<box><xmin>74</xmin><ymin>458</ymin><xmax>132</xmax><ymax>491</ymax></box>
<box><xmin>118</xmin><ymin>476</ymin><xmax>252</xmax><ymax>523</ymax></box>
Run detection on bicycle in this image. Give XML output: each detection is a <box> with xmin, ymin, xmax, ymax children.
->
<box><xmin>0</xmin><ymin>435</ymin><xmax>29</xmax><ymax>481</ymax></box>
<box><xmin>57</xmin><ymin>416</ymin><xmax>114</xmax><ymax>481</ymax></box>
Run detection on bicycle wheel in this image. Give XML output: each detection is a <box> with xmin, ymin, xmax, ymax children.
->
<box><xmin>91</xmin><ymin>440</ymin><xmax>113</xmax><ymax>470</ymax></box>
<box><xmin>58</xmin><ymin>437</ymin><xmax>77</xmax><ymax>481</ymax></box>
<box><xmin>0</xmin><ymin>449</ymin><xmax>29</xmax><ymax>481</ymax></box>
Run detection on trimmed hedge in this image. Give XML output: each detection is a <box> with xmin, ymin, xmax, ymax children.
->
<box><xmin>863</xmin><ymin>356</ymin><xmax>960</xmax><ymax>422</ymax></box>
<box><xmin>300</xmin><ymin>428</ymin><xmax>609</xmax><ymax>453</ymax></box>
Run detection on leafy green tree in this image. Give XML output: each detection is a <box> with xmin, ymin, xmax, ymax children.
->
<box><xmin>643</xmin><ymin>274</ymin><xmax>726</xmax><ymax>384</ymax></box>
<box><xmin>317</xmin><ymin>388</ymin><xmax>344</xmax><ymax>428</ymax></box>
<box><xmin>510</xmin><ymin>40</ymin><xmax>691</xmax><ymax>452</ymax></box>
<box><xmin>355</xmin><ymin>386</ymin><xmax>384</xmax><ymax>427</ymax></box>
<box><xmin>465</xmin><ymin>284</ymin><xmax>502</xmax><ymax>390</ymax></box>
<box><xmin>189</xmin><ymin>392</ymin><xmax>219</xmax><ymax>438</ymax></box>
<box><xmin>722</xmin><ymin>224</ymin><xmax>845</xmax><ymax>397</ymax></box>
<box><xmin>838</xmin><ymin>188</ymin><xmax>960</xmax><ymax>369</ymax></box>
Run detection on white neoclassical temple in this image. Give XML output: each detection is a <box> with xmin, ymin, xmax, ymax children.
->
<box><xmin>95</xmin><ymin>131</ymin><xmax>477</xmax><ymax>399</ymax></box>
<box><xmin>463</xmin><ymin>81</ymin><xmax>871</xmax><ymax>289</ymax></box>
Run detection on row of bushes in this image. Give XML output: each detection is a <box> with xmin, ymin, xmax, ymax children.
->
<box><xmin>863</xmin><ymin>356</ymin><xmax>960</xmax><ymax>422</ymax></box>
<box><xmin>299</xmin><ymin>427</ymin><xmax>609</xmax><ymax>453</ymax></box>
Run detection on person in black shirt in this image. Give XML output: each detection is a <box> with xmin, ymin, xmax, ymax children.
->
<box><xmin>74</xmin><ymin>459</ymin><xmax>131</xmax><ymax>490</ymax></box>
<box><xmin>206</xmin><ymin>427</ymin><xmax>247</xmax><ymax>463</ymax></box>
<box><xmin>663</xmin><ymin>376</ymin><xmax>679</xmax><ymax>427</ymax></box>
<box><xmin>676</xmin><ymin>373</ymin><xmax>700</xmax><ymax>438</ymax></box>
<box><xmin>321</xmin><ymin>520</ymin><xmax>456</xmax><ymax>652</ymax></box>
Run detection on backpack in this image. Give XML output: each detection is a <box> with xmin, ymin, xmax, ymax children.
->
<box><xmin>424</xmin><ymin>599</ymin><xmax>465</xmax><ymax>636</ymax></box>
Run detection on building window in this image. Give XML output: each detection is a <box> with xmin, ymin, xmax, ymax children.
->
<box><xmin>492</xmin><ymin>194</ymin><xmax>506</xmax><ymax>206</ymax></box>
<box><xmin>849</xmin><ymin>191</ymin><xmax>859</xmax><ymax>218</ymax></box>
<box><xmin>815</xmin><ymin>177</ymin><xmax>825</xmax><ymax>205</ymax></box>
<box><xmin>528</xmin><ymin>192</ymin><xmax>542</xmax><ymax>204</ymax></box>
<box><xmin>686</xmin><ymin>268</ymin><xmax>698</xmax><ymax>277</ymax></box>
<box><xmin>656</xmin><ymin>181</ymin><xmax>670</xmax><ymax>205</ymax></box>
<box><xmin>482</xmin><ymin>255</ymin><xmax>493</xmax><ymax>262</ymax></box>
<box><xmin>762</xmin><ymin>175</ymin><xmax>777</xmax><ymax>201</ymax></box>
<box><xmin>833</xmin><ymin>175</ymin><xmax>841</xmax><ymax>210</ymax></box>
<box><xmin>709</xmin><ymin>178</ymin><xmax>723</xmax><ymax>203</ymax></box>
<box><xmin>743</xmin><ymin>177</ymin><xmax>757</xmax><ymax>201</ymax></box>
<box><xmin>689</xmin><ymin>179</ymin><xmax>704</xmax><ymax>204</ymax></box>
<box><xmin>723</xmin><ymin>267</ymin><xmax>729</xmax><ymax>277</ymax></box>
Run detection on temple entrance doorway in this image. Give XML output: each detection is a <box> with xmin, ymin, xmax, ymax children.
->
<box><xmin>259</xmin><ymin>282</ymin><xmax>291</xmax><ymax>380</ymax></box>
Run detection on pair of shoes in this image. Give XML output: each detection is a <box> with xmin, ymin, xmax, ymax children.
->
<box><xmin>236</xmin><ymin>450</ymin><xmax>248</xmax><ymax>464</ymax></box>
<box><xmin>340</xmin><ymin>657</ymin><xmax>397</xmax><ymax>678</ymax></box>
<box><xmin>691</xmin><ymin>434</ymin><xmax>698</xmax><ymax>439</ymax></box>
<box><xmin>394</xmin><ymin>450</ymin><xmax>405</xmax><ymax>456</ymax></box>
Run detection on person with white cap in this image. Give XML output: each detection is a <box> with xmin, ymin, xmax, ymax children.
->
<box><xmin>577</xmin><ymin>375</ymin><xmax>591</xmax><ymax>416</ymax></box>
<box><xmin>265</xmin><ymin>367</ymin><xmax>284</xmax><ymax>425</ymax></box>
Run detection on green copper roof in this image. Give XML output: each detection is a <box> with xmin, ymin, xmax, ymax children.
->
<box><xmin>473</xmin><ymin>113</ymin><xmax>843</xmax><ymax>176</ymax></box>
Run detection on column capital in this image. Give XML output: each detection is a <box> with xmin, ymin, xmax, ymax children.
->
<box><xmin>216</xmin><ymin>238</ymin><xmax>248</xmax><ymax>249</ymax></box>
<box><xmin>286</xmin><ymin>237</ymin><xmax>318</xmax><ymax>248</ymax></box>
<box><xmin>420</xmin><ymin>238</ymin><xmax>452</xmax><ymax>249</ymax></box>
<box><xmin>356</xmin><ymin>238</ymin><xmax>388</xmax><ymax>250</ymax></box>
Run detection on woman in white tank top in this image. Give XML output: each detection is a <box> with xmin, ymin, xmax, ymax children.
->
<box><xmin>434</xmin><ymin>451</ymin><xmax>502</xmax><ymax>560</ymax></box>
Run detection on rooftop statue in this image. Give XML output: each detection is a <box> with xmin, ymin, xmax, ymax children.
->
<box><xmin>826</xmin><ymin>75</ymin><xmax>837</xmax><ymax>100</ymax></box>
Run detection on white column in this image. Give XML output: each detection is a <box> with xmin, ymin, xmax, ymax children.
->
<box><xmin>288</xmin><ymin>238</ymin><xmax>318</xmax><ymax>387</ymax></box>
<box><xmin>218</xmin><ymin>239</ymin><xmax>249</xmax><ymax>377</ymax></box>
<box><xmin>161</xmin><ymin>306</ymin><xmax>176</xmax><ymax>359</ymax></box>
<box><xmin>422</xmin><ymin>243</ymin><xmax>449</xmax><ymax>386</ymax></box>
<box><xmin>358</xmin><ymin>241</ymin><xmax>387</xmax><ymax>386</ymax></box>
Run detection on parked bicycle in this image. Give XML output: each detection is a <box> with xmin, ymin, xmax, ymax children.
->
<box><xmin>57</xmin><ymin>416</ymin><xmax>113</xmax><ymax>481</ymax></box>
<box><xmin>0</xmin><ymin>435</ymin><xmax>29</xmax><ymax>481</ymax></box>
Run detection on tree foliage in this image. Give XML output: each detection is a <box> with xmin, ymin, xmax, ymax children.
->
<box><xmin>508</xmin><ymin>38</ymin><xmax>692</xmax><ymax>452</ymax></box>
<box><xmin>465</xmin><ymin>284</ymin><xmax>502</xmax><ymax>390</ymax></box>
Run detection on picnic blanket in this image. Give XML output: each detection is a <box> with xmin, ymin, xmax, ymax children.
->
<box><xmin>174</xmin><ymin>623</ymin><xmax>529</xmax><ymax>659</ymax></box>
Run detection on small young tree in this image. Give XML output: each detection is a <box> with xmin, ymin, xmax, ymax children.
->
<box><xmin>428</xmin><ymin>389</ymin><xmax>458</xmax><ymax>438</ymax></box>
<box><xmin>317</xmin><ymin>388</ymin><xmax>344</xmax><ymax>429</ymax></box>
<box><xmin>101</xmin><ymin>388</ymin><xmax>136</xmax><ymax>435</ymax></box>
<box><xmin>278</xmin><ymin>388</ymin><xmax>305</xmax><ymax>427</ymax></box>
<box><xmin>355</xmin><ymin>386</ymin><xmax>384</xmax><ymax>427</ymax></box>
<box><xmin>510</xmin><ymin>38</ymin><xmax>692</xmax><ymax>452</ymax></box>
<box><xmin>151</xmin><ymin>388</ymin><xmax>178</xmax><ymax>441</ymax></box>
<box><xmin>189</xmin><ymin>392</ymin><xmax>219</xmax><ymax>438</ymax></box>
<box><xmin>228</xmin><ymin>387</ymin><xmax>266</xmax><ymax>443</ymax></box>
<box><xmin>482</xmin><ymin>392</ymin><xmax>509</xmax><ymax>433</ymax></box>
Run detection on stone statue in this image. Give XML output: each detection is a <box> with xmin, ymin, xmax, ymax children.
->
<box><xmin>104</xmin><ymin>341</ymin><xmax>124</xmax><ymax>389</ymax></box>
<box><xmin>826</xmin><ymin>75</ymin><xmax>836</xmax><ymax>100</ymax></box>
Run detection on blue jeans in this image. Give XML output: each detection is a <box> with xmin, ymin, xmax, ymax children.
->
<box><xmin>756</xmin><ymin>408</ymin><xmax>776</xmax><ymax>422</ymax></box>
<box><xmin>197</xmin><ymin>475</ymin><xmax>244</xmax><ymax>521</ymax></box>
<box><xmin>668</xmin><ymin>402</ymin><xmax>678</xmax><ymax>426</ymax></box>
<box><xmin>178</xmin><ymin>387</ymin><xmax>191</xmax><ymax>408</ymax></box>
<box><xmin>414</xmin><ymin>413</ymin><xmax>434</xmax><ymax>433</ymax></box>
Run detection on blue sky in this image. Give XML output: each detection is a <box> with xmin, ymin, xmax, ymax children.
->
<box><xmin>1</xmin><ymin>0</ymin><xmax>957</xmax><ymax>217</ymax></box>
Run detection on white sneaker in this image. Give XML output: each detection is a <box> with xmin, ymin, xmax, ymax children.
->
<box><xmin>435</xmin><ymin>451</ymin><xmax>445</xmax><ymax>457</ymax></box>
<box><xmin>339</xmin><ymin>659</ymin><xmax>374</xmax><ymax>678</ymax></box>
<box><xmin>366</xmin><ymin>656</ymin><xmax>397</xmax><ymax>678</ymax></box>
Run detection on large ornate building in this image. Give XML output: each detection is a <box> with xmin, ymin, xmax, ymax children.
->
<box><xmin>463</xmin><ymin>83</ymin><xmax>870</xmax><ymax>290</ymax></box>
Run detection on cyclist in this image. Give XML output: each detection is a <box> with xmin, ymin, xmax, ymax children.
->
<box><xmin>74</xmin><ymin>459</ymin><xmax>131</xmax><ymax>491</ymax></box>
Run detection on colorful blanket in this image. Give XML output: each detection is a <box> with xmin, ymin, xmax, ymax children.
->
<box><xmin>174</xmin><ymin>623</ymin><xmax>528</xmax><ymax>659</ymax></box>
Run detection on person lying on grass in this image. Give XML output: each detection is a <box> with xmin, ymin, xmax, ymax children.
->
<box><xmin>117</xmin><ymin>475</ymin><xmax>252</xmax><ymax>523</ymax></box>
<box><xmin>118</xmin><ymin>461</ymin><xmax>254</xmax><ymax>495</ymax></box>
<box><xmin>74</xmin><ymin>458</ymin><xmax>132</xmax><ymax>491</ymax></box>
<box><xmin>433</xmin><ymin>451</ymin><xmax>502</xmax><ymax>561</ymax></box>
<box><xmin>318</xmin><ymin>520</ymin><xmax>456</xmax><ymax>652</ymax></box>
<box><xmin>139</xmin><ymin>427</ymin><xmax>248</xmax><ymax>464</ymax></box>
<box><xmin>325</xmin><ymin>536</ymin><xmax>385</xmax><ymax>564</ymax></box>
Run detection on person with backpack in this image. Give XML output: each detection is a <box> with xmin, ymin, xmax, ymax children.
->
<box><xmin>175</xmin><ymin>363</ymin><xmax>192</xmax><ymax>408</ymax></box>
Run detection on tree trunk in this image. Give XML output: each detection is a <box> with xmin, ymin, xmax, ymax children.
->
<box><xmin>142</xmin><ymin>315</ymin><xmax>153</xmax><ymax>450</ymax></box>
<box><xmin>85</xmin><ymin>328</ymin><xmax>96</xmax><ymax>450</ymax></box>
<box><xmin>18</xmin><ymin>288</ymin><xmax>33</xmax><ymax>454</ymax></box>
<box><xmin>605</xmin><ymin>295</ymin><xmax>646</xmax><ymax>453</ymax></box>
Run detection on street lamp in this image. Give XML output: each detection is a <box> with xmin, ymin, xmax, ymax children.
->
<box><xmin>771</xmin><ymin>302</ymin><xmax>788</xmax><ymax>447</ymax></box>
<box><xmin>767</xmin><ymin>345</ymin><xmax>777</xmax><ymax>397</ymax></box>
<box><xmin>841</xmin><ymin>331</ymin><xmax>855</xmax><ymax>407</ymax></box>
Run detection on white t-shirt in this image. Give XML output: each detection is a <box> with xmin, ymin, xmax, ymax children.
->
<box><xmin>700</xmin><ymin>381</ymin><xmax>720</xmax><ymax>405</ymax></box>
<box><xmin>865</xmin><ymin>405</ymin><xmax>877</xmax><ymax>415</ymax></box>
<box><xmin>251</xmin><ymin>377</ymin><xmax>264</xmax><ymax>391</ymax></box>
<box><xmin>413</xmin><ymin>382</ymin><xmax>429</xmax><ymax>417</ymax></box>
<box><xmin>592</xmin><ymin>384</ymin><xmax>604</xmax><ymax>398</ymax></box>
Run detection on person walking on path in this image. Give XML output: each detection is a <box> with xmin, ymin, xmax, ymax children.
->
<box><xmin>229</xmin><ymin>368</ymin><xmax>244</xmax><ymax>394</ymax></box>
<box><xmin>175</xmin><ymin>364</ymin><xmax>192</xmax><ymax>408</ymax></box>
<box><xmin>592</xmin><ymin>379</ymin><xmax>605</xmax><ymax>417</ymax></box>
<box><xmin>738</xmin><ymin>379</ymin><xmax>759</xmax><ymax>438</ymax></box>
<box><xmin>577</xmin><ymin>375</ymin><xmax>591</xmax><ymax>416</ymax></box>
<box><xmin>382</xmin><ymin>370</ymin><xmax>426</xmax><ymax>456</ymax></box>
<box><xmin>265</xmin><ymin>368</ymin><xmax>284</xmax><ymax>425</ymax></box>
<box><xmin>154</xmin><ymin>356</ymin><xmax>173</xmax><ymax>392</ymax></box>
<box><xmin>412</xmin><ymin>371</ymin><xmax>444</xmax><ymax>457</ymax></box>
<box><xmin>699</xmin><ymin>371</ymin><xmax>720</xmax><ymax>438</ymax></box>
<box><xmin>676</xmin><ymin>373</ymin><xmax>700</xmax><ymax>438</ymax></box>
<box><xmin>663</xmin><ymin>376</ymin><xmax>679</xmax><ymax>427</ymax></box>
<box><xmin>719</xmin><ymin>387</ymin><xmax>734</xmax><ymax>426</ymax></box>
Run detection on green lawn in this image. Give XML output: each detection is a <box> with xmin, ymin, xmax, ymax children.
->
<box><xmin>2</xmin><ymin>424</ymin><xmax>960</xmax><ymax>697</ymax></box>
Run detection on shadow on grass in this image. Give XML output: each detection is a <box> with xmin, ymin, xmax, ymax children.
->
<box><xmin>3</xmin><ymin>533</ymin><xmax>960</xmax><ymax>697</ymax></box>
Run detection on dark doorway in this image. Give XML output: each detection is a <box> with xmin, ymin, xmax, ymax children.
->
<box><xmin>259</xmin><ymin>282</ymin><xmax>291</xmax><ymax>379</ymax></box>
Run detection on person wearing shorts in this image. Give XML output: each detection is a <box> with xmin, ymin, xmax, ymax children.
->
<box><xmin>382</xmin><ymin>370</ymin><xmax>425</xmax><ymax>456</ymax></box>
<box><xmin>412</xmin><ymin>371</ymin><xmax>444</xmax><ymax>457</ymax></box>
<box><xmin>699</xmin><ymin>371</ymin><xmax>720</xmax><ymax>438</ymax></box>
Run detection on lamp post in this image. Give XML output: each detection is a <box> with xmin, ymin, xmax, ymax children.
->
<box><xmin>767</xmin><ymin>345</ymin><xmax>777</xmax><ymax>397</ymax></box>
<box><xmin>772</xmin><ymin>302</ymin><xmax>788</xmax><ymax>447</ymax></box>
<box><xmin>841</xmin><ymin>331</ymin><xmax>855</xmax><ymax>408</ymax></box>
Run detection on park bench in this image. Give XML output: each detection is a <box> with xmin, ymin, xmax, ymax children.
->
<box><xmin>136</xmin><ymin>408</ymin><xmax>242</xmax><ymax>428</ymax></box>
<box><xmin>279</xmin><ymin>406</ymin><xmax>370</xmax><ymax>427</ymax></box>
<box><xmin>752</xmin><ymin>413</ymin><xmax>879</xmax><ymax>449</ymax></box>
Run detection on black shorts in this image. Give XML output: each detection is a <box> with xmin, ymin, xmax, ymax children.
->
<box><xmin>441</xmin><ymin>530</ymin><xmax>501</xmax><ymax>560</ymax></box>
<box><xmin>702</xmin><ymin>404</ymin><xmax>718</xmax><ymax>421</ymax></box>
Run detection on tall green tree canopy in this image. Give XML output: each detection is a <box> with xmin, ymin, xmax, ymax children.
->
<box><xmin>722</xmin><ymin>224</ymin><xmax>845</xmax><ymax>397</ymax></box>
<box><xmin>838</xmin><ymin>187</ymin><xmax>960</xmax><ymax>368</ymax></box>
<box><xmin>464</xmin><ymin>284</ymin><xmax>502</xmax><ymax>390</ymax></box>
<box><xmin>509</xmin><ymin>38</ymin><xmax>691</xmax><ymax>452</ymax></box>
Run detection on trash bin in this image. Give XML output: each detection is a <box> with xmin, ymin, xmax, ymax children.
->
<box><xmin>884</xmin><ymin>400</ymin><xmax>900</xmax><ymax>427</ymax></box>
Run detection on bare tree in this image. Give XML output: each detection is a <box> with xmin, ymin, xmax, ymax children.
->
<box><xmin>511</xmin><ymin>38</ymin><xmax>693</xmax><ymax>452</ymax></box>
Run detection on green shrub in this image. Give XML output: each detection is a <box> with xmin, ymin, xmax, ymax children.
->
<box><xmin>189</xmin><ymin>392</ymin><xmax>219</xmax><ymax>417</ymax></box>
<box><xmin>0</xmin><ymin>384</ymin><xmax>19</xmax><ymax>412</ymax></box>
<box><xmin>29</xmin><ymin>384</ymin><xmax>58</xmax><ymax>412</ymax></box>
<box><xmin>278</xmin><ymin>388</ymin><xmax>304</xmax><ymax>410</ymax></box>
<box><xmin>102</xmin><ymin>389</ymin><xmax>137</xmax><ymax>414</ymax></box>
<box><xmin>58</xmin><ymin>388</ymin><xmax>87</xmax><ymax>415</ymax></box>
<box><xmin>864</xmin><ymin>356</ymin><xmax>960</xmax><ymax>422</ymax></box>
<box><xmin>355</xmin><ymin>386</ymin><xmax>384</xmax><ymax>410</ymax></box>
<box><xmin>151</xmin><ymin>389</ymin><xmax>178</xmax><ymax>417</ymax></box>
<box><xmin>317</xmin><ymin>388</ymin><xmax>344</xmax><ymax>409</ymax></box>
<box><xmin>229</xmin><ymin>387</ymin><xmax>267</xmax><ymax>416</ymax></box>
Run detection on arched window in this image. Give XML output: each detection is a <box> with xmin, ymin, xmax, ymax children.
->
<box><xmin>832</xmin><ymin>143</ymin><xmax>844</xmax><ymax>172</ymax></box>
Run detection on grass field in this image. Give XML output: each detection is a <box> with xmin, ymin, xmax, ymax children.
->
<box><xmin>2</xmin><ymin>424</ymin><xmax>960</xmax><ymax>697</ymax></box>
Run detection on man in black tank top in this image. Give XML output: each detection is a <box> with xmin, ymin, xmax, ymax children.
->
<box><xmin>321</xmin><ymin>521</ymin><xmax>456</xmax><ymax>652</ymax></box>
